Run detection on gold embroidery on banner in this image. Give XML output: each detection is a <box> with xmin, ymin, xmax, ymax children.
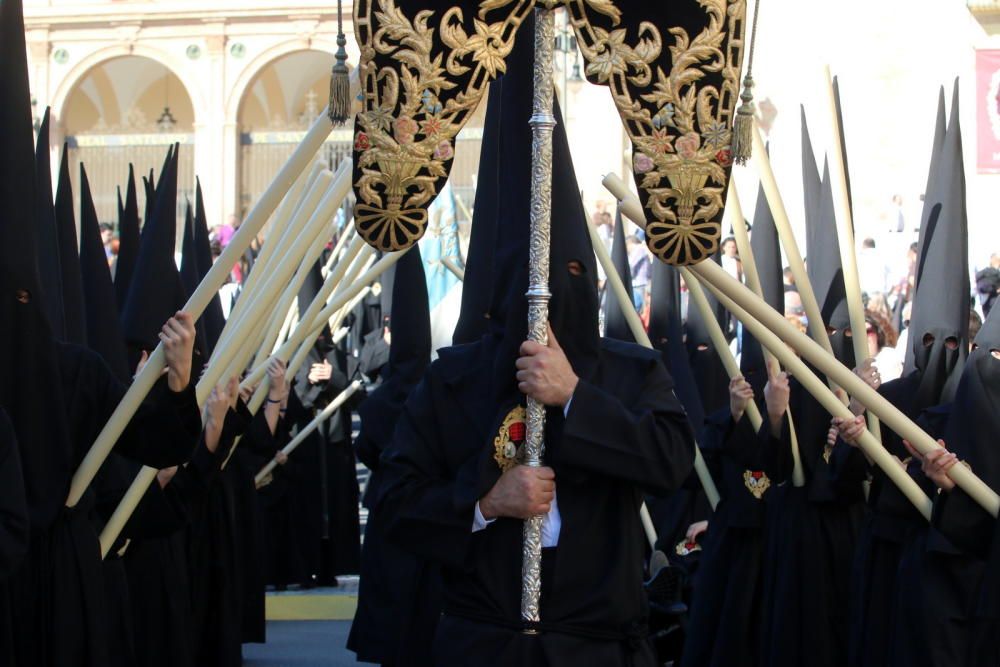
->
<box><xmin>565</xmin><ymin>0</ymin><xmax>746</xmax><ymax>265</ymax></box>
<box><xmin>494</xmin><ymin>405</ymin><xmax>528</xmax><ymax>472</ymax></box>
<box><xmin>353</xmin><ymin>0</ymin><xmax>532</xmax><ymax>251</ymax></box>
<box><xmin>743</xmin><ymin>469</ymin><xmax>770</xmax><ymax>499</ymax></box>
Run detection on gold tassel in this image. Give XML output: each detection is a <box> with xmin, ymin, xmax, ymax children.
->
<box><xmin>732</xmin><ymin>73</ymin><xmax>754</xmax><ymax>165</ymax></box>
<box><xmin>328</xmin><ymin>0</ymin><xmax>351</xmax><ymax>125</ymax></box>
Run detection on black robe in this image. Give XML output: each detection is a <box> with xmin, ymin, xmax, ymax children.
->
<box><xmin>348</xmin><ymin>377</ymin><xmax>442</xmax><ymax>666</ymax></box>
<box><xmin>759</xmin><ymin>380</ymin><xmax>867</xmax><ymax>667</ymax></box>
<box><xmin>290</xmin><ymin>345</ymin><xmax>361</xmax><ymax>582</ymax></box>
<box><xmin>187</xmin><ymin>404</ymin><xmax>252</xmax><ymax>667</ymax></box>
<box><xmin>848</xmin><ymin>371</ymin><xmax>937</xmax><ymax>667</ymax></box>
<box><xmin>681</xmin><ymin>406</ymin><xmax>786</xmax><ymax>667</ymax></box>
<box><xmin>0</xmin><ymin>409</ymin><xmax>28</xmax><ymax>667</ymax></box>
<box><xmin>124</xmin><ymin>437</ymin><xmax>227</xmax><ymax>667</ymax></box>
<box><xmin>889</xmin><ymin>404</ymin><xmax>986</xmax><ymax>667</ymax></box>
<box><xmin>7</xmin><ymin>341</ymin><xmax>200</xmax><ymax>667</ymax></box>
<box><xmin>380</xmin><ymin>336</ymin><xmax>695</xmax><ymax>666</ymax></box>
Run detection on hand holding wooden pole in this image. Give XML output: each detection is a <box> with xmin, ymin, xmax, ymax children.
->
<box><xmin>68</xmin><ymin>111</ymin><xmax>338</xmax><ymax>508</ymax></box>
<box><xmin>822</xmin><ymin>67</ymin><xmax>882</xmax><ymax>441</ymax></box>
<box><xmin>687</xmin><ymin>262</ymin><xmax>933</xmax><ymax>520</ymax></box>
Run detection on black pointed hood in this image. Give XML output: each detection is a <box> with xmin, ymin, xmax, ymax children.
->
<box><xmin>386</xmin><ymin>244</ymin><xmax>431</xmax><ymax>385</ymax></box>
<box><xmin>684</xmin><ymin>258</ymin><xmax>731</xmax><ymax>417</ymax></box>
<box><xmin>142</xmin><ymin>171</ymin><xmax>155</xmax><ymax>235</ymax></box>
<box><xmin>740</xmin><ymin>179</ymin><xmax>784</xmax><ymax>395</ymax></box>
<box><xmin>79</xmin><ymin>164</ymin><xmax>130</xmax><ymax>382</ymax></box>
<box><xmin>913</xmin><ymin>86</ymin><xmax>948</xmax><ymax>274</ymax></box>
<box><xmin>115</xmin><ymin>164</ymin><xmax>140</xmax><ymax>310</ymax></box>
<box><xmin>649</xmin><ymin>262</ymin><xmax>705</xmax><ymax>431</ymax></box>
<box><xmin>488</xmin><ymin>16</ymin><xmax>599</xmax><ymax>404</ymax></box>
<box><xmin>180</xmin><ymin>199</ymin><xmax>209</xmax><ymax>363</ymax></box>
<box><xmin>35</xmin><ymin>108</ymin><xmax>65</xmax><ymax>338</ymax></box>
<box><xmin>121</xmin><ymin>145</ymin><xmax>186</xmax><ymax>361</ymax></box>
<box><xmin>804</xmin><ymin>108</ymin><xmax>854</xmax><ymax>368</ymax></box>
<box><xmin>54</xmin><ymin>143</ymin><xmax>87</xmax><ymax>345</ymax></box>
<box><xmin>905</xmin><ymin>79</ymin><xmax>969</xmax><ymax>407</ymax></box>
<box><xmin>194</xmin><ymin>178</ymin><xmax>225</xmax><ymax>354</ymax></box>
<box><xmin>452</xmin><ymin>84</ymin><xmax>501</xmax><ymax>346</ymax></box>
<box><xmin>603</xmin><ymin>206</ymin><xmax>635</xmax><ymax>342</ymax></box>
<box><xmin>0</xmin><ymin>0</ymin><xmax>72</xmax><ymax>529</ymax></box>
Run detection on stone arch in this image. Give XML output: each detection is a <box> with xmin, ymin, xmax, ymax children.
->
<box><xmin>50</xmin><ymin>43</ymin><xmax>205</xmax><ymax>127</ymax></box>
<box><xmin>225</xmin><ymin>37</ymin><xmax>358</xmax><ymax>125</ymax></box>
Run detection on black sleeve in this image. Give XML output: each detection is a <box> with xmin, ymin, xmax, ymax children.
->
<box><xmin>378</xmin><ymin>376</ymin><xmax>480</xmax><ymax>569</ymax></box>
<box><xmin>555</xmin><ymin>361</ymin><xmax>696</xmax><ymax>496</ymax></box>
<box><xmin>95</xmin><ymin>361</ymin><xmax>202</xmax><ymax>469</ymax></box>
<box><xmin>0</xmin><ymin>413</ymin><xmax>28</xmax><ymax>579</ymax></box>
<box><xmin>240</xmin><ymin>408</ymin><xmax>281</xmax><ymax>458</ymax></box>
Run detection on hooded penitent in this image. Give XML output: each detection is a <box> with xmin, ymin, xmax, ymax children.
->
<box><xmin>115</xmin><ymin>164</ymin><xmax>141</xmax><ymax>311</ymax></box>
<box><xmin>54</xmin><ymin>142</ymin><xmax>88</xmax><ymax>345</ymax></box>
<box><xmin>684</xmin><ymin>255</ymin><xmax>731</xmax><ymax>418</ymax></box>
<box><xmin>194</xmin><ymin>178</ymin><xmax>226</xmax><ymax>355</ymax></box>
<box><xmin>603</xmin><ymin>206</ymin><xmax>636</xmax><ymax>343</ymax></box>
<box><xmin>35</xmin><ymin>108</ymin><xmax>65</xmax><ymax>338</ymax></box>
<box><xmin>120</xmin><ymin>145</ymin><xmax>187</xmax><ymax>364</ymax></box>
<box><xmin>0</xmin><ymin>0</ymin><xmax>73</xmax><ymax>532</ymax></box>
<box><xmin>452</xmin><ymin>86</ymin><xmax>501</xmax><ymax>347</ymax></box>
<box><xmin>903</xmin><ymin>80</ymin><xmax>970</xmax><ymax>407</ymax></box>
<box><xmin>486</xmin><ymin>17</ymin><xmax>600</xmax><ymax>411</ymax></box>
<box><xmin>79</xmin><ymin>164</ymin><xmax>131</xmax><ymax>383</ymax></box>
<box><xmin>802</xmin><ymin>108</ymin><xmax>855</xmax><ymax>369</ymax></box>
<box><xmin>649</xmin><ymin>261</ymin><xmax>705</xmax><ymax>433</ymax></box>
<box><xmin>740</xmin><ymin>177</ymin><xmax>784</xmax><ymax>396</ymax></box>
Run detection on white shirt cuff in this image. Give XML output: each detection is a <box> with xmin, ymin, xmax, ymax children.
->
<box><xmin>472</xmin><ymin>501</ymin><xmax>496</xmax><ymax>532</ymax></box>
<box><xmin>563</xmin><ymin>394</ymin><xmax>573</xmax><ymax>418</ymax></box>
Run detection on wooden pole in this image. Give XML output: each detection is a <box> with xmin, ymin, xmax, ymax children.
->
<box><xmin>255</xmin><ymin>381</ymin><xmax>363</xmax><ymax>485</ymax></box>
<box><xmin>822</xmin><ymin>67</ymin><xmax>882</xmax><ymax>441</ymax></box>
<box><xmin>689</xmin><ymin>259</ymin><xmax>998</xmax><ymax>516</ymax></box>
<box><xmin>687</xmin><ymin>262</ymin><xmax>933</xmax><ymax>520</ymax></box>
<box><xmin>68</xmin><ymin>113</ymin><xmax>339</xmax><ymax>508</ymax></box>
<box><xmin>724</xmin><ymin>180</ymin><xmax>805</xmax><ymax>487</ymax></box>
<box><xmin>442</xmin><ymin>257</ymin><xmax>465</xmax><ymax>281</ymax></box>
<box><xmin>585</xmin><ymin>214</ymin><xmax>721</xmax><ymax>513</ymax></box>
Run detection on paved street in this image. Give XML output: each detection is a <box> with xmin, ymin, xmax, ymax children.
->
<box><xmin>243</xmin><ymin>621</ymin><xmax>373</xmax><ymax>667</ymax></box>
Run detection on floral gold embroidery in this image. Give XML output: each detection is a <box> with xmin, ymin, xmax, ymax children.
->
<box><xmin>676</xmin><ymin>539</ymin><xmax>702</xmax><ymax>556</ymax></box>
<box><xmin>743</xmin><ymin>469</ymin><xmax>770</xmax><ymax>499</ymax></box>
<box><xmin>565</xmin><ymin>0</ymin><xmax>747</xmax><ymax>265</ymax></box>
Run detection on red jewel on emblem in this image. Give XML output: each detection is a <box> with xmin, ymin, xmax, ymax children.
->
<box><xmin>508</xmin><ymin>421</ymin><xmax>526</xmax><ymax>444</ymax></box>
<box><xmin>752</xmin><ymin>471</ymin><xmax>763</xmax><ymax>480</ymax></box>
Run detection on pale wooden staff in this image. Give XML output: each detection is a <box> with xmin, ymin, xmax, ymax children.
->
<box><xmin>214</xmin><ymin>169</ymin><xmax>334</xmax><ymax>365</ymax></box>
<box><xmin>688</xmin><ymin>259</ymin><xmax>997</xmax><ymax>515</ymax></box>
<box><xmin>238</xmin><ymin>239</ymin><xmax>371</xmax><ymax>392</ymax></box>
<box><xmin>254</xmin><ymin>380</ymin><xmax>364</xmax><ymax>486</ymax></box>
<box><xmin>212</xmin><ymin>162</ymin><xmax>325</xmax><ymax>359</ymax></box>
<box><xmin>69</xmin><ymin>113</ymin><xmax>340</xmax><ymax>508</ymax></box>
<box><xmin>585</xmin><ymin>214</ymin><xmax>722</xmax><ymax>516</ymax></box>
<box><xmin>204</xmin><ymin>170</ymin><xmax>346</xmax><ymax>404</ymax></box>
<box><xmin>685</xmin><ymin>264</ymin><xmax>933</xmax><ymax>520</ymax></box>
<box><xmin>822</xmin><ymin>67</ymin><xmax>882</xmax><ymax>441</ymax></box>
<box><xmin>724</xmin><ymin>179</ymin><xmax>805</xmax><ymax>487</ymax></box>
<box><xmin>442</xmin><ymin>257</ymin><xmax>466</xmax><ymax>281</ymax></box>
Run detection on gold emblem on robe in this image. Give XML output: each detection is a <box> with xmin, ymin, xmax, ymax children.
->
<box><xmin>493</xmin><ymin>405</ymin><xmax>527</xmax><ymax>472</ymax></box>
<box><xmin>743</xmin><ymin>469</ymin><xmax>770</xmax><ymax>499</ymax></box>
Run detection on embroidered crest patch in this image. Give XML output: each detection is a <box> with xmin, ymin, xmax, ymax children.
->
<box><xmin>493</xmin><ymin>405</ymin><xmax>527</xmax><ymax>472</ymax></box>
<box><xmin>743</xmin><ymin>469</ymin><xmax>770</xmax><ymax>499</ymax></box>
<box><xmin>675</xmin><ymin>539</ymin><xmax>702</xmax><ymax>557</ymax></box>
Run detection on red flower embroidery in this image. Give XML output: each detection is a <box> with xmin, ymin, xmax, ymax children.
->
<box><xmin>715</xmin><ymin>148</ymin><xmax>733</xmax><ymax>167</ymax></box>
<box><xmin>354</xmin><ymin>132</ymin><xmax>370</xmax><ymax>152</ymax></box>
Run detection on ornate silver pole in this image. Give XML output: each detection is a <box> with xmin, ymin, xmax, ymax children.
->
<box><xmin>521</xmin><ymin>4</ymin><xmax>556</xmax><ymax>630</ymax></box>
